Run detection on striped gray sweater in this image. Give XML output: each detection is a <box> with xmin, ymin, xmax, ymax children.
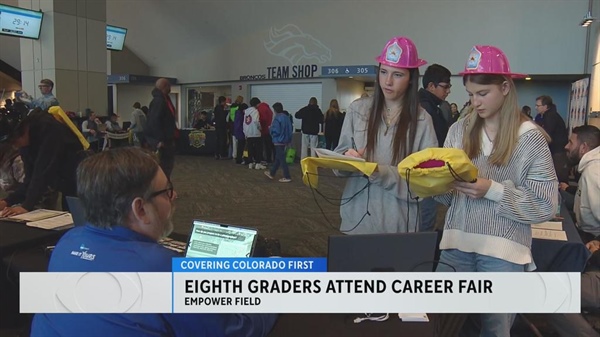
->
<box><xmin>434</xmin><ymin>119</ymin><xmax>558</xmax><ymax>270</ymax></box>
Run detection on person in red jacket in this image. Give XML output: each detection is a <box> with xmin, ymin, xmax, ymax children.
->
<box><xmin>257</xmin><ymin>99</ymin><xmax>274</xmax><ymax>163</ymax></box>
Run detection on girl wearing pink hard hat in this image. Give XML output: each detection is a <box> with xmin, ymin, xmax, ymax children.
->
<box><xmin>434</xmin><ymin>46</ymin><xmax>557</xmax><ymax>336</ymax></box>
<box><xmin>335</xmin><ymin>36</ymin><xmax>437</xmax><ymax>234</ymax></box>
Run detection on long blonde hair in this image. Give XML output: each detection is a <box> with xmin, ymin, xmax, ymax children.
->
<box><xmin>462</xmin><ymin>74</ymin><xmax>549</xmax><ymax>166</ymax></box>
<box><xmin>325</xmin><ymin>99</ymin><xmax>340</xmax><ymax>119</ymax></box>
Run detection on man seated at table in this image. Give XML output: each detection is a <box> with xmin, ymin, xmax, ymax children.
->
<box><xmin>30</xmin><ymin>147</ymin><xmax>277</xmax><ymax>337</ymax></box>
<box><xmin>546</xmin><ymin>125</ymin><xmax>600</xmax><ymax>336</ymax></box>
<box><xmin>194</xmin><ymin>110</ymin><xmax>214</xmax><ymax>130</ymax></box>
<box><xmin>564</xmin><ymin>125</ymin><xmax>600</xmax><ymax>242</ymax></box>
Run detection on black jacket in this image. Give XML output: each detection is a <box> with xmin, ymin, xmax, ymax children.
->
<box><xmin>145</xmin><ymin>88</ymin><xmax>176</xmax><ymax>146</ymax></box>
<box><xmin>324</xmin><ymin>112</ymin><xmax>344</xmax><ymax>142</ymax></box>
<box><xmin>540</xmin><ymin>106</ymin><xmax>568</xmax><ymax>154</ymax></box>
<box><xmin>418</xmin><ymin>89</ymin><xmax>448</xmax><ymax>147</ymax></box>
<box><xmin>213</xmin><ymin>104</ymin><xmax>228</xmax><ymax>129</ymax></box>
<box><xmin>295</xmin><ymin>104</ymin><xmax>323</xmax><ymax>135</ymax></box>
<box><xmin>5</xmin><ymin>112</ymin><xmax>83</xmax><ymax>210</ymax></box>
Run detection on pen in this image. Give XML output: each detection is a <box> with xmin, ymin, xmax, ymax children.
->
<box><xmin>351</xmin><ymin>137</ymin><xmax>358</xmax><ymax>151</ymax></box>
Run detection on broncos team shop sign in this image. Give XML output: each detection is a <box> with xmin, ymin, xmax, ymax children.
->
<box><xmin>239</xmin><ymin>64</ymin><xmax>319</xmax><ymax>81</ymax></box>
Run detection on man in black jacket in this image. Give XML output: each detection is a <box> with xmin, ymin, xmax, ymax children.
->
<box><xmin>418</xmin><ymin>64</ymin><xmax>452</xmax><ymax>147</ymax></box>
<box><xmin>535</xmin><ymin>95</ymin><xmax>570</xmax><ymax>184</ymax></box>
<box><xmin>418</xmin><ymin>64</ymin><xmax>452</xmax><ymax>233</ymax></box>
<box><xmin>145</xmin><ymin>78</ymin><xmax>178</xmax><ymax>179</ymax></box>
<box><xmin>0</xmin><ymin>108</ymin><xmax>84</xmax><ymax>215</ymax></box>
<box><xmin>213</xmin><ymin>96</ymin><xmax>229</xmax><ymax>159</ymax></box>
<box><xmin>295</xmin><ymin>97</ymin><xmax>323</xmax><ymax>159</ymax></box>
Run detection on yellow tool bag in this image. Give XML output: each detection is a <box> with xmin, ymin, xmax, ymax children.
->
<box><xmin>398</xmin><ymin>148</ymin><xmax>478</xmax><ymax>198</ymax></box>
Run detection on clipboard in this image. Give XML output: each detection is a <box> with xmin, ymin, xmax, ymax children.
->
<box><xmin>301</xmin><ymin>150</ymin><xmax>378</xmax><ymax>188</ymax></box>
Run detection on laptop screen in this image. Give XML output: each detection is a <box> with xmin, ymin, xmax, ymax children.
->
<box><xmin>185</xmin><ymin>220</ymin><xmax>258</xmax><ymax>258</ymax></box>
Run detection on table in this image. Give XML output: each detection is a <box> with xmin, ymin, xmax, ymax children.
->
<box><xmin>268</xmin><ymin>313</ymin><xmax>437</xmax><ymax>337</ymax></box>
<box><xmin>0</xmin><ymin>221</ymin><xmax>67</xmax><ymax>256</ymax></box>
<box><xmin>0</xmin><ymin>221</ymin><xmax>68</xmax><ymax>330</ymax></box>
<box><xmin>177</xmin><ymin>128</ymin><xmax>217</xmax><ymax>155</ymax></box>
<box><xmin>531</xmin><ymin>206</ymin><xmax>590</xmax><ymax>272</ymax></box>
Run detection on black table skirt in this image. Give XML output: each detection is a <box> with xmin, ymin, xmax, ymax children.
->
<box><xmin>177</xmin><ymin>129</ymin><xmax>217</xmax><ymax>155</ymax></box>
<box><xmin>531</xmin><ymin>206</ymin><xmax>590</xmax><ymax>272</ymax></box>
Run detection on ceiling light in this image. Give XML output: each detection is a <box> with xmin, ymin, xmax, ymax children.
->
<box><xmin>525</xmin><ymin>77</ymin><xmax>532</xmax><ymax>80</ymax></box>
<box><xmin>581</xmin><ymin>11</ymin><xmax>595</xmax><ymax>27</ymax></box>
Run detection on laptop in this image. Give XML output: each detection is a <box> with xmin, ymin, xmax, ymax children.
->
<box><xmin>183</xmin><ymin>220</ymin><xmax>258</xmax><ymax>258</ymax></box>
<box><xmin>327</xmin><ymin>232</ymin><xmax>439</xmax><ymax>272</ymax></box>
<box><xmin>65</xmin><ymin>196</ymin><xmax>86</xmax><ymax>227</ymax></box>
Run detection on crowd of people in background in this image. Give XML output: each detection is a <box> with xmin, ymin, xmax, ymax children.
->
<box><xmin>0</xmin><ymin>35</ymin><xmax>599</xmax><ymax>334</ymax></box>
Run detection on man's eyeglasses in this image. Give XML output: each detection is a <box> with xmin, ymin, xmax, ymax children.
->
<box><xmin>38</xmin><ymin>85</ymin><xmax>50</xmax><ymax>88</ymax></box>
<box><xmin>147</xmin><ymin>181</ymin><xmax>174</xmax><ymax>199</ymax></box>
<box><xmin>437</xmin><ymin>83</ymin><xmax>452</xmax><ymax>90</ymax></box>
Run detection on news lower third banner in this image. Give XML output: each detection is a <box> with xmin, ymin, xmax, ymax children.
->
<box><xmin>20</xmin><ymin>258</ymin><xmax>580</xmax><ymax>314</ymax></box>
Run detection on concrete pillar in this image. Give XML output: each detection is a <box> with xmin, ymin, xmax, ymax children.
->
<box><xmin>19</xmin><ymin>0</ymin><xmax>107</xmax><ymax>114</ymax></box>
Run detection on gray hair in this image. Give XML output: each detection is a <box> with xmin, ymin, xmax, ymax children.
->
<box><xmin>76</xmin><ymin>147</ymin><xmax>159</xmax><ymax>229</ymax></box>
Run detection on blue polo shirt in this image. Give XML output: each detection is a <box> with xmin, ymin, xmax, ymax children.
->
<box><xmin>30</xmin><ymin>225</ymin><xmax>277</xmax><ymax>337</ymax></box>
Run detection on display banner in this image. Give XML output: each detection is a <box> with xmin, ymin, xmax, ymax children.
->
<box><xmin>568</xmin><ymin>78</ymin><xmax>590</xmax><ymax>134</ymax></box>
<box><xmin>20</xmin><ymin>258</ymin><xmax>580</xmax><ymax>314</ymax></box>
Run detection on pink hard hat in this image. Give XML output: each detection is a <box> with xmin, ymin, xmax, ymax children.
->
<box><xmin>459</xmin><ymin>45</ymin><xmax>527</xmax><ymax>78</ymax></box>
<box><xmin>375</xmin><ymin>36</ymin><xmax>427</xmax><ymax>69</ymax></box>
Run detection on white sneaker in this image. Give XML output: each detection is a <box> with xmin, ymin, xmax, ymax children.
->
<box><xmin>255</xmin><ymin>164</ymin><xmax>266</xmax><ymax>170</ymax></box>
<box><xmin>248</xmin><ymin>163</ymin><xmax>255</xmax><ymax>169</ymax></box>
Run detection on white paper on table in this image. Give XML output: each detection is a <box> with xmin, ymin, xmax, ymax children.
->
<box><xmin>25</xmin><ymin>213</ymin><xmax>74</xmax><ymax>230</ymax></box>
<box><xmin>531</xmin><ymin>228</ymin><xmax>568</xmax><ymax>241</ymax></box>
<box><xmin>4</xmin><ymin>209</ymin><xmax>66</xmax><ymax>222</ymax></box>
<box><xmin>531</xmin><ymin>221</ymin><xmax>563</xmax><ymax>231</ymax></box>
<box><xmin>398</xmin><ymin>313</ymin><xmax>429</xmax><ymax>322</ymax></box>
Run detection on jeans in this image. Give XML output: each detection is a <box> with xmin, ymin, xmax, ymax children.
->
<box><xmin>235</xmin><ymin>137</ymin><xmax>246</xmax><ymax>164</ymax></box>
<box><xmin>419</xmin><ymin>197</ymin><xmax>437</xmax><ymax>232</ymax></box>
<box><xmin>231</xmin><ymin>137</ymin><xmax>238</xmax><ymax>159</ymax></box>
<box><xmin>270</xmin><ymin>145</ymin><xmax>290</xmax><ymax>179</ymax></box>
<box><xmin>263</xmin><ymin>134</ymin><xmax>274</xmax><ymax>163</ymax></box>
<box><xmin>437</xmin><ymin>249</ymin><xmax>524</xmax><ymax>337</ymax></box>
<box><xmin>301</xmin><ymin>133</ymin><xmax>318</xmax><ymax>159</ymax></box>
<box><xmin>246</xmin><ymin>137</ymin><xmax>263</xmax><ymax>164</ymax></box>
<box><xmin>215</xmin><ymin>127</ymin><xmax>228</xmax><ymax>158</ymax></box>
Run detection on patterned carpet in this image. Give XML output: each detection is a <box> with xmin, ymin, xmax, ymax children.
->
<box><xmin>169</xmin><ymin>155</ymin><xmax>346</xmax><ymax>257</ymax></box>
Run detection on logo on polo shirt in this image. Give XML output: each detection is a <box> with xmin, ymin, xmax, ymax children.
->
<box><xmin>70</xmin><ymin>243</ymin><xmax>96</xmax><ymax>261</ymax></box>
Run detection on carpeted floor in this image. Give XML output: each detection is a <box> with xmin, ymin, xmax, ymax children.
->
<box><xmin>170</xmin><ymin>154</ymin><xmax>348</xmax><ymax>257</ymax></box>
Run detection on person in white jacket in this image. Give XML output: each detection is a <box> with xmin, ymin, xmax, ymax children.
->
<box><xmin>565</xmin><ymin>125</ymin><xmax>600</xmax><ymax>240</ymax></box>
<box><xmin>243</xmin><ymin>97</ymin><xmax>265</xmax><ymax>169</ymax></box>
